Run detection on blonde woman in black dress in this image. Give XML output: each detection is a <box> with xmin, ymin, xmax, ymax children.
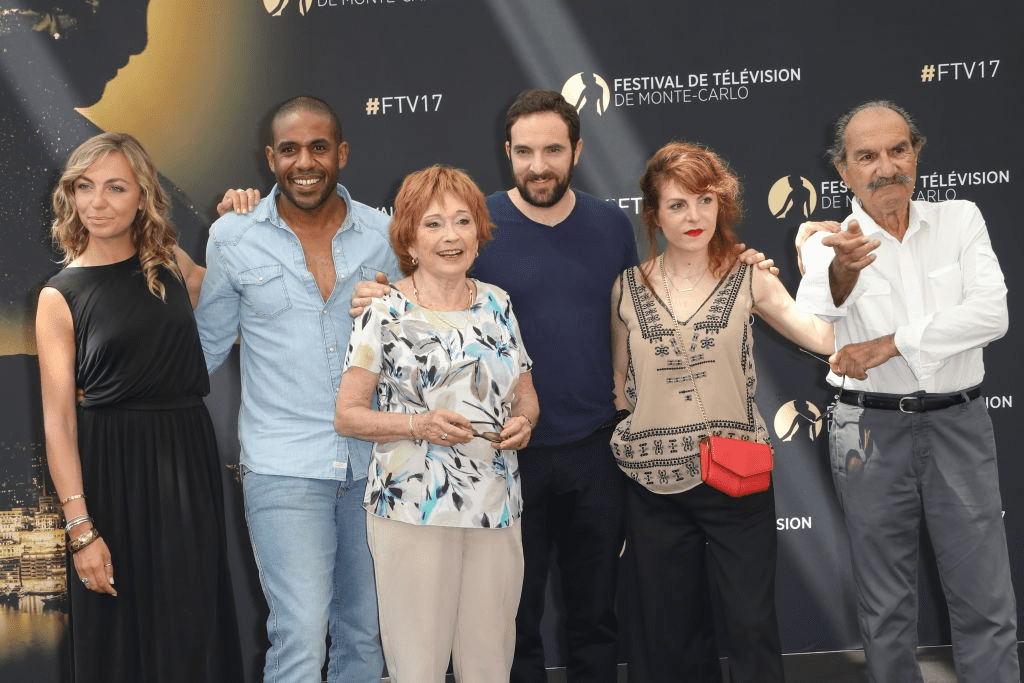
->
<box><xmin>36</xmin><ymin>132</ymin><xmax>241</xmax><ymax>682</ymax></box>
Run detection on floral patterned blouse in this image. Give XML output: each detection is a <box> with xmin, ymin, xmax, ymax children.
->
<box><xmin>344</xmin><ymin>280</ymin><xmax>533</xmax><ymax>528</ymax></box>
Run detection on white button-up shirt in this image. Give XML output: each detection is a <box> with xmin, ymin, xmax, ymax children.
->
<box><xmin>796</xmin><ymin>199</ymin><xmax>1007</xmax><ymax>394</ymax></box>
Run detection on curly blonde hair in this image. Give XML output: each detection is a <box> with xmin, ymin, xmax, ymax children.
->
<box><xmin>51</xmin><ymin>132</ymin><xmax>181</xmax><ymax>299</ymax></box>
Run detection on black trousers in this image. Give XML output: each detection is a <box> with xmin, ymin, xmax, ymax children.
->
<box><xmin>623</xmin><ymin>477</ymin><xmax>783</xmax><ymax>683</ymax></box>
<box><xmin>511</xmin><ymin>425</ymin><xmax>626</xmax><ymax>683</ymax></box>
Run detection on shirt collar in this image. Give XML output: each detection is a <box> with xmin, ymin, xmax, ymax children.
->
<box><xmin>254</xmin><ymin>183</ymin><xmax>357</xmax><ymax>234</ymax></box>
<box><xmin>848</xmin><ymin>196</ymin><xmax>927</xmax><ymax>242</ymax></box>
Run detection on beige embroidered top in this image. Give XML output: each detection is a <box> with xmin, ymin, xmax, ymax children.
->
<box><xmin>610</xmin><ymin>262</ymin><xmax>771</xmax><ymax>494</ymax></box>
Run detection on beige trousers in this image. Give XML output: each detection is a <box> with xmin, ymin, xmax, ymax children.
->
<box><xmin>366</xmin><ymin>513</ymin><xmax>524</xmax><ymax>683</ymax></box>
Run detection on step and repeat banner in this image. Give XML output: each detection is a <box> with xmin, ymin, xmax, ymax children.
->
<box><xmin>1</xmin><ymin>0</ymin><xmax>1021</xmax><ymax>680</ymax></box>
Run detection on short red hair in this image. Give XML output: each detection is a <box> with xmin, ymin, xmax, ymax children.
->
<box><xmin>390</xmin><ymin>165</ymin><xmax>494</xmax><ymax>276</ymax></box>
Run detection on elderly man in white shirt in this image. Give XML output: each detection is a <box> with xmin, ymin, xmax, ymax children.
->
<box><xmin>796</xmin><ymin>100</ymin><xmax>1018</xmax><ymax>683</ymax></box>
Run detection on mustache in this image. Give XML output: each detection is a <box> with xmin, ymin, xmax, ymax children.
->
<box><xmin>523</xmin><ymin>172</ymin><xmax>557</xmax><ymax>182</ymax></box>
<box><xmin>867</xmin><ymin>174</ymin><xmax>913</xmax><ymax>191</ymax></box>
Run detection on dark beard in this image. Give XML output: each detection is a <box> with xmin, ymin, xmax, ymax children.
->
<box><xmin>277</xmin><ymin>178</ymin><xmax>336</xmax><ymax>212</ymax></box>
<box><xmin>517</xmin><ymin>164</ymin><xmax>574</xmax><ymax>208</ymax></box>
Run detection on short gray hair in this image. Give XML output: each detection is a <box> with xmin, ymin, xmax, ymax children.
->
<box><xmin>828</xmin><ymin>100</ymin><xmax>927</xmax><ymax>166</ymax></box>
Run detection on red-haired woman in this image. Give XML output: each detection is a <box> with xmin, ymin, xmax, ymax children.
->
<box><xmin>335</xmin><ymin>165</ymin><xmax>539</xmax><ymax>683</ymax></box>
<box><xmin>611</xmin><ymin>142</ymin><xmax>834</xmax><ymax>683</ymax></box>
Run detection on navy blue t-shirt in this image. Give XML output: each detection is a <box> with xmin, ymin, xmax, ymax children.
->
<box><xmin>474</xmin><ymin>190</ymin><xmax>639</xmax><ymax>447</ymax></box>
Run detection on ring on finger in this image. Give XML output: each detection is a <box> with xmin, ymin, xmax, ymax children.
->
<box><xmin>81</xmin><ymin>577</ymin><xmax>89</xmax><ymax>586</ymax></box>
<box><xmin>441</xmin><ymin>432</ymin><xmax>448</xmax><ymax>441</ymax></box>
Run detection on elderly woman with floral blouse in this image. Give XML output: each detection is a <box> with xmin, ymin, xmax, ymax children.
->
<box><xmin>334</xmin><ymin>164</ymin><xmax>539</xmax><ymax>683</ymax></box>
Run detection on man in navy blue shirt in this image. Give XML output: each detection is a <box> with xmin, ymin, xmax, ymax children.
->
<box><xmin>474</xmin><ymin>90</ymin><xmax>639</xmax><ymax>683</ymax></box>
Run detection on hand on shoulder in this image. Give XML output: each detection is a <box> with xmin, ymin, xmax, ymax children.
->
<box><xmin>216</xmin><ymin>188</ymin><xmax>261</xmax><ymax>217</ymax></box>
<box><xmin>734</xmin><ymin>243</ymin><xmax>780</xmax><ymax>277</ymax></box>
<box><xmin>349</xmin><ymin>271</ymin><xmax>392</xmax><ymax>318</ymax></box>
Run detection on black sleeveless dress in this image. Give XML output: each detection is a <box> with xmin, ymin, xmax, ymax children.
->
<box><xmin>45</xmin><ymin>255</ymin><xmax>242</xmax><ymax>683</ymax></box>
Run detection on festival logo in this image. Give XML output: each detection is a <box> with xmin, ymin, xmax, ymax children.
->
<box><xmin>601</xmin><ymin>66</ymin><xmax>801</xmax><ymax>110</ymax></box>
<box><xmin>561</xmin><ymin>72</ymin><xmax>611</xmax><ymax>116</ymax></box>
<box><xmin>265</xmin><ymin>0</ymin><xmax>429</xmax><ymax>16</ymax></box>
<box><xmin>264</xmin><ymin>0</ymin><xmax>314</xmax><ymax>16</ymax></box>
<box><xmin>773</xmin><ymin>400</ymin><xmax>824</xmax><ymax>442</ymax></box>
<box><xmin>768</xmin><ymin>175</ymin><xmax>817</xmax><ymax>220</ymax></box>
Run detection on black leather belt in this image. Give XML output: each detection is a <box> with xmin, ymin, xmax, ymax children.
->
<box><xmin>838</xmin><ymin>387</ymin><xmax>981</xmax><ymax>413</ymax></box>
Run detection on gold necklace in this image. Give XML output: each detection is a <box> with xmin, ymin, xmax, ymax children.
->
<box><xmin>659</xmin><ymin>254</ymin><xmax>685</xmax><ymax>325</ymax></box>
<box><xmin>411</xmin><ymin>273</ymin><xmax>475</xmax><ymax>329</ymax></box>
<box><xmin>660</xmin><ymin>254</ymin><xmax>707</xmax><ymax>292</ymax></box>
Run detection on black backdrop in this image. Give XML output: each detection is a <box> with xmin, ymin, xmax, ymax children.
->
<box><xmin>1</xmin><ymin>1</ymin><xmax>1021</xmax><ymax>680</ymax></box>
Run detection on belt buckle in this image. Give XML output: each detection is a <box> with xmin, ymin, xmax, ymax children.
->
<box><xmin>898</xmin><ymin>396</ymin><xmax>920</xmax><ymax>413</ymax></box>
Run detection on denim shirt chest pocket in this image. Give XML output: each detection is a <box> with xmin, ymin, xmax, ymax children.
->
<box><xmin>358</xmin><ymin>263</ymin><xmax>392</xmax><ymax>283</ymax></box>
<box><xmin>239</xmin><ymin>264</ymin><xmax>292</xmax><ymax>318</ymax></box>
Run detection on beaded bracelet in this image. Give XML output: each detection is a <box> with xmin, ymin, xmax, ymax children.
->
<box><xmin>68</xmin><ymin>527</ymin><xmax>100</xmax><ymax>553</ymax></box>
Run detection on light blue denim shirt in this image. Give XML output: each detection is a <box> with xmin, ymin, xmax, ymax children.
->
<box><xmin>196</xmin><ymin>183</ymin><xmax>400</xmax><ymax>481</ymax></box>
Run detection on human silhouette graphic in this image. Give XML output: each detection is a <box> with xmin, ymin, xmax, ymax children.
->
<box><xmin>0</xmin><ymin>0</ymin><xmax>207</xmax><ymax>354</ymax></box>
<box><xmin>571</xmin><ymin>73</ymin><xmax>606</xmax><ymax>116</ymax></box>
<box><xmin>773</xmin><ymin>174</ymin><xmax>811</xmax><ymax>220</ymax></box>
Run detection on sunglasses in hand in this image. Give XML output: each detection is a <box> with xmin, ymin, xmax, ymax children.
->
<box><xmin>470</xmin><ymin>421</ymin><xmax>503</xmax><ymax>443</ymax></box>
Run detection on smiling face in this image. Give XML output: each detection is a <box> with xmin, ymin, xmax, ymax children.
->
<box><xmin>836</xmin><ymin>107</ymin><xmax>919</xmax><ymax>226</ymax></box>
<box><xmin>73</xmin><ymin>151</ymin><xmax>143</xmax><ymax>247</ymax></box>
<box><xmin>505</xmin><ymin>111</ymin><xmax>581</xmax><ymax>208</ymax></box>
<box><xmin>408</xmin><ymin>194</ymin><xmax>479</xmax><ymax>280</ymax></box>
<box><xmin>656</xmin><ymin>179</ymin><xmax>719</xmax><ymax>258</ymax></box>
<box><xmin>266</xmin><ymin>109</ymin><xmax>348</xmax><ymax>213</ymax></box>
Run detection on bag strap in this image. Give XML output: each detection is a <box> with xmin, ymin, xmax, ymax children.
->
<box><xmin>659</xmin><ymin>254</ymin><xmax>713</xmax><ymax>438</ymax></box>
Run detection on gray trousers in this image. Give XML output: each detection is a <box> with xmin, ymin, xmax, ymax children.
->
<box><xmin>829</xmin><ymin>397</ymin><xmax>1019</xmax><ymax>683</ymax></box>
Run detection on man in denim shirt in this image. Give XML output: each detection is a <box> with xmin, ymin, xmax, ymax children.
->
<box><xmin>196</xmin><ymin>96</ymin><xmax>400</xmax><ymax>683</ymax></box>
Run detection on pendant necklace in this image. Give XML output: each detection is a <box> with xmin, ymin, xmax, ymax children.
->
<box><xmin>411</xmin><ymin>273</ymin><xmax>475</xmax><ymax>329</ymax></box>
<box><xmin>659</xmin><ymin>255</ymin><xmax>682</xmax><ymax>326</ymax></box>
<box><xmin>660</xmin><ymin>254</ymin><xmax>707</xmax><ymax>293</ymax></box>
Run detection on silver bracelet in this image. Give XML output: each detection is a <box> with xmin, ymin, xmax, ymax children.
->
<box><xmin>65</xmin><ymin>514</ymin><xmax>93</xmax><ymax>534</ymax></box>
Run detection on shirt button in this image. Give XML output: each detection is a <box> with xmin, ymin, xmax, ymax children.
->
<box><xmin>339</xmin><ymin>273</ymin><xmax>346</xmax><ymax>279</ymax></box>
<box><xmin>329</xmin><ymin>347</ymin><xmax>335</xmax><ymax>353</ymax></box>
<box><xmin>258</xmin><ymin>277</ymin><xmax>263</xmax><ymax>282</ymax></box>
<box><xmin>335</xmin><ymin>248</ymin><xmax>341</xmax><ymax>253</ymax></box>
<box><xmin>323</xmin><ymin>309</ymin><xmax>328</xmax><ymax>315</ymax></box>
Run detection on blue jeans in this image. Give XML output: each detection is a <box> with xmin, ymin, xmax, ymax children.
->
<box><xmin>242</xmin><ymin>468</ymin><xmax>383</xmax><ymax>683</ymax></box>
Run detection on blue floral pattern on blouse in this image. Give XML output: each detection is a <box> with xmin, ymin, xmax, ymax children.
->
<box><xmin>344</xmin><ymin>280</ymin><xmax>532</xmax><ymax>528</ymax></box>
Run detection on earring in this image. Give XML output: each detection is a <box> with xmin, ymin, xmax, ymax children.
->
<box><xmin>411</xmin><ymin>256</ymin><xmax>418</xmax><ymax>265</ymax></box>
